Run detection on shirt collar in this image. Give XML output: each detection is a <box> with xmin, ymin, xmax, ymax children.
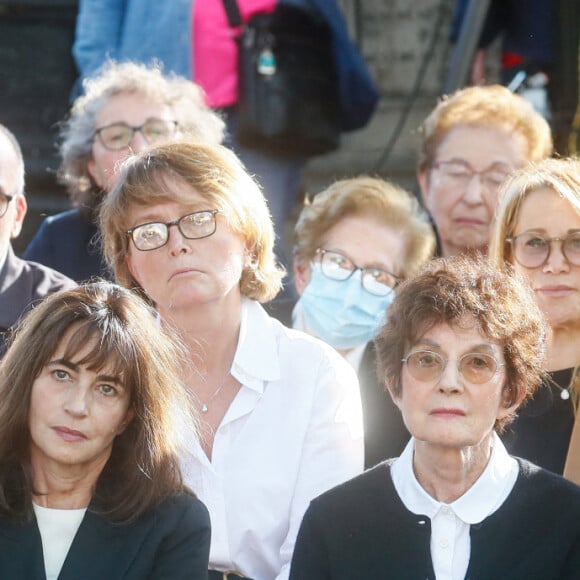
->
<box><xmin>231</xmin><ymin>298</ymin><xmax>280</xmax><ymax>392</ymax></box>
<box><xmin>392</xmin><ymin>433</ymin><xmax>518</xmax><ymax>524</ymax></box>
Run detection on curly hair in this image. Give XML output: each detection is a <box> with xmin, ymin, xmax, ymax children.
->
<box><xmin>59</xmin><ymin>60</ymin><xmax>225</xmax><ymax>209</ymax></box>
<box><xmin>375</xmin><ymin>255</ymin><xmax>547</xmax><ymax>431</ymax></box>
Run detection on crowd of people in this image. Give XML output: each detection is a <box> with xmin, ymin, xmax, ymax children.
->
<box><xmin>1</xmin><ymin>1</ymin><xmax>580</xmax><ymax>579</ymax></box>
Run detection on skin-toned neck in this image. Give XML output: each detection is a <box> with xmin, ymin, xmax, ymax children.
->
<box><xmin>412</xmin><ymin>434</ymin><xmax>493</xmax><ymax>503</ymax></box>
<box><xmin>546</xmin><ymin>325</ymin><xmax>580</xmax><ymax>371</ymax></box>
<box><xmin>159</xmin><ymin>290</ymin><xmax>242</xmax><ymax>379</ymax></box>
<box><xmin>31</xmin><ymin>447</ymin><xmax>109</xmax><ymax>509</ymax></box>
<box><xmin>440</xmin><ymin>240</ymin><xmax>487</xmax><ymax>259</ymax></box>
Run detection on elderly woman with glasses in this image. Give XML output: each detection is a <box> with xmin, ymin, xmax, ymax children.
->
<box><xmin>100</xmin><ymin>140</ymin><xmax>363</xmax><ymax>580</ymax></box>
<box><xmin>284</xmin><ymin>176</ymin><xmax>435</xmax><ymax>467</ymax></box>
<box><xmin>290</xmin><ymin>256</ymin><xmax>580</xmax><ymax>580</ymax></box>
<box><xmin>489</xmin><ymin>157</ymin><xmax>580</xmax><ymax>475</ymax></box>
<box><xmin>417</xmin><ymin>85</ymin><xmax>552</xmax><ymax>258</ymax></box>
<box><xmin>24</xmin><ymin>61</ymin><xmax>225</xmax><ymax>282</ymax></box>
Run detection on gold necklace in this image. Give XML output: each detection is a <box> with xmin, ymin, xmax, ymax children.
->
<box><xmin>199</xmin><ymin>371</ymin><xmax>231</xmax><ymax>414</ymax></box>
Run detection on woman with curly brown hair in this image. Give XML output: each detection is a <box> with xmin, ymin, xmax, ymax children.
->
<box><xmin>290</xmin><ymin>256</ymin><xmax>580</xmax><ymax>579</ymax></box>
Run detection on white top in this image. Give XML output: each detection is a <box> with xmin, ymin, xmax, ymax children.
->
<box><xmin>33</xmin><ymin>503</ymin><xmax>86</xmax><ymax>580</ymax></box>
<box><xmin>391</xmin><ymin>434</ymin><xmax>518</xmax><ymax>580</ymax></box>
<box><xmin>181</xmin><ymin>298</ymin><xmax>364</xmax><ymax>580</ymax></box>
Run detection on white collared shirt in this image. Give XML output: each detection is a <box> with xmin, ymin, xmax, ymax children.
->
<box><xmin>181</xmin><ymin>298</ymin><xmax>364</xmax><ymax>580</ymax></box>
<box><xmin>391</xmin><ymin>433</ymin><xmax>518</xmax><ymax>580</ymax></box>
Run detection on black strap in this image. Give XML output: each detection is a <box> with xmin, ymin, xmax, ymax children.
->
<box><xmin>221</xmin><ymin>0</ymin><xmax>243</xmax><ymax>28</ymax></box>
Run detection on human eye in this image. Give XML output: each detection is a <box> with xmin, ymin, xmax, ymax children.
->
<box><xmin>143</xmin><ymin>119</ymin><xmax>175</xmax><ymax>140</ymax></box>
<box><xmin>412</xmin><ymin>351</ymin><xmax>440</xmax><ymax>368</ymax></box>
<box><xmin>442</xmin><ymin>162</ymin><xmax>470</xmax><ymax>178</ymax></box>
<box><xmin>97</xmin><ymin>383</ymin><xmax>119</xmax><ymax>397</ymax></box>
<box><xmin>565</xmin><ymin>234</ymin><xmax>580</xmax><ymax>252</ymax></box>
<box><xmin>100</xmin><ymin>124</ymin><xmax>132</xmax><ymax>147</ymax></box>
<box><xmin>523</xmin><ymin>235</ymin><xmax>547</xmax><ymax>250</ymax></box>
<box><xmin>482</xmin><ymin>171</ymin><xmax>508</xmax><ymax>189</ymax></box>
<box><xmin>462</xmin><ymin>353</ymin><xmax>496</xmax><ymax>380</ymax></box>
<box><xmin>52</xmin><ymin>368</ymin><xmax>71</xmax><ymax>381</ymax></box>
<box><xmin>132</xmin><ymin>222</ymin><xmax>166</xmax><ymax>249</ymax></box>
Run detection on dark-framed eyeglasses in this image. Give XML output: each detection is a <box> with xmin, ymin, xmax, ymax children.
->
<box><xmin>401</xmin><ymin>350</ymin><xmax>504</xmax><ymax>384</ymax></box>
<box><xmin>0</xmin><ymin>193</ymin><xmax>13</xmax><ymax>218</ymax></box>
<box><xmin>94</xmin><ymin>119</ymin><xmax>179</xmax><ymax>151</ymax></box>
<box><xmin>431</xmin><ymin>160</ymin><xmax>511</xmax><ymax>191</ymax></box>
<box><xmin>126</xmin><ymin>209</ymin><xmax>220</xmax><ymax>252</ymax></box>
<box><xmin>314</xmin><ymin>248</ymin><xmax>399</xmax><ymax>297</ymax></box>
<box><xmin>507</xmin><ymin>232</ymin><xmax>580</xmax><ymax>268</ymax></box>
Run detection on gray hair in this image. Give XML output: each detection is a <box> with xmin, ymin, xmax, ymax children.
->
<box><xmin>59</xmin><ymin>60</ymin><xmax>226</xmax><ymax>208</ymax></box>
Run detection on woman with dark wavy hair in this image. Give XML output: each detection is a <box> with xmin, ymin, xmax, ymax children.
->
<box><xmin>0</xmin><ymin>282</ymin><xmax>210</xmax><ymax>579</ymax></box>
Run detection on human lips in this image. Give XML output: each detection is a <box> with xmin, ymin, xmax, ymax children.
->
<box><xmin>52</xmin><ymin>427</ymin><xmax>88</xmax><ymax>442</ymax></box>
<box><xmin>430</xmin><ymin>407</ymin><xmax>466</xmax><ymax>418</ymax></box>
<box><xmin>453</xmin><ymin>216</ymin><xmax>485</xmax><ymax>226</ymax></box>
<box><xmin>169</xmin><ymin>267</ymin><xmax>200</xmax><ymax>281</ymax></box>
<box><xmin>536</xmin><ymin>285</ymin><xmax>575</xmax><ymax>298</ymax></box>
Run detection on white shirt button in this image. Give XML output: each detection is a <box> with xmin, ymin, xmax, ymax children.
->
<box><xmin>440</xmin><ymin>538</ymin><xmax>449</xmax><ymax>549</ymax></box>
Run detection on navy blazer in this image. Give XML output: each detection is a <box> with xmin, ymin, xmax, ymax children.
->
<box><xmin>0</xmin><ymin>494</ymin><xmax>210</xmax><ymax>579</ymax></box>
<box><xmin>24</xmin><ymin>208</ymin><xmax>111</xmax><ymax>283</ymax></box>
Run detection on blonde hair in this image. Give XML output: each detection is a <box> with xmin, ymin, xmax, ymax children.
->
<box><xmin>294</xmin><ymin>176</ymin><xmax>435</xmax><ymax>279</ymax></box>
<box><xmin>489</xmin><ymin>157</ymin><xmax>580</xmax><ymax>410</ymax></box>
<box><xmin>418</xmin><ymin>85</ymin><xmax>553</xmax><ymax>171</ymax></box>
<box><xmin>489</xmin><ymin>157</ymin><xmax>580</xmax><ymax>269</ymax></box>
<box><xmin>100</xmin><ymin>140</ymin><xmax>285</xmax><ymax>302</ymax></box>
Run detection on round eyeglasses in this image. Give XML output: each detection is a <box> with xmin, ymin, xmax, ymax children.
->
<box><xmin>432</xmin><ymin>160</ymin><xmax>511</xmax><ymax>192</ymax></box>
<box><xmin>401</xmin><ymin>350</ymin><xmax>504</xmax><ymax>384</ymax></box>
<box><xmin>94</xmin><ymin>119</ymin><xmax>178</xmax><ymax>151</ymax></box>
<box><xmin>507</xmin><ymin>232</ymin><xmax>580</xmax><ymax>268</ymax></box>
<box><xmin>315</xmin><ymin>249</ymin><xmax>399</xmax><ymax>297</ymax></box>
<box><xmin>126</xmin><ymin>210</ymin><xmax>220</xmax><ymax>252</ymax></box>
<box><xmin>0</xmin><ymin>193</ymin><xmax>13</xmax><ymax>218</ymax></box>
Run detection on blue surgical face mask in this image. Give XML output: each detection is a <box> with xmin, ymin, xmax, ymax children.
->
<box><xmin>297</xmin><ymin>263</ymin><xmax>395</xmax><ymax>350</ymax></box>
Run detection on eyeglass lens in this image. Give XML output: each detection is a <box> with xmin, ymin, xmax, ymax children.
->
<box><xmin>96</xmin><ymin>119</ymin><xmax>177</xmax><ymax>150</ymax></box>
<box><xmin>510</xmin><ymin>233</ymin><xmax>580</xmax><ymax>267</ymax></box>
<box><xmin>129</xmin><ymin>210</ymin><xmax>217</xmax><ymax>251</ymax></box>
<box><xmin>318</xmin><ymin>250</ymin><xmax>397</xmax><ymax>296</ymax></box>
<box><xmin>403</xmin><ymin>350</ymin><xmax>499</xmax><ymax>384</ymax></box>
<box><xmin>433</xmin><ymin>161</ymin><xmax>510</xmax><ymax>190</ymax></box>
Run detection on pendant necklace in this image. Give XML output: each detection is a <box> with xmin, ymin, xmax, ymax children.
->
<box><xmin>199</xmin><ymin>370</ymin><xmax>231</xmax><ymax>414</ymax></box>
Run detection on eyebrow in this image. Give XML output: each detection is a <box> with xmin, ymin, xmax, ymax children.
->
<box><xmin>48</xmin><ymin>358</ymin><xmax>124</xmax><ymax>387</ymax></box>
<box><xmin>412</xmin><ymin>338</ymin><xmax>498</xmax><ymax>355</ymax></box>
<box><xmin>517</xmin><ymin>228</ymin><xmax>580</xmax><ymax>235</ymax></box>
<box><xmin>130</xmin><ymin>206</ymin><xmax>210</xmax><ymax>226</ymax></box>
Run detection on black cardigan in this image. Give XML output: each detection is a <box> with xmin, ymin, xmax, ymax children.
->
<box><xmin>289</xmin><ymin>458</ymin><xmax>580</xmax><ymax>579</ymax></box>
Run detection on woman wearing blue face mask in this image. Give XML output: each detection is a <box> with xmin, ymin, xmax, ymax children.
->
<box><xmin>289</xmin><ymin>176</ymin><xmax>436</xmax><ymax>467</ymax></box>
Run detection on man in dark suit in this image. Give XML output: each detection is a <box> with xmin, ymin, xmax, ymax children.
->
<box><xmin>0</xmin><ymin>123</ymin><xmax>75</xmax><ymax>354</ymax></box>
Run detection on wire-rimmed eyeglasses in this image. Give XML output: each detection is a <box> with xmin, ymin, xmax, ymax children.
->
<box><xmin>126</xmin><ymin>209</ymin><xmax>220</xmax><ymax>252</ymax></box>
<box><xmin>401</xmin><ymin>350</ymin><xmax>504</xmax><ymax>384</ymax></box>
<box><xmin>315</xmin><ymin>248</ymin><xmax>399</xmax><ymax>297</ymax></box>
<box><xmin>507</xmin><ymin>232</ymin><xmax>580</xmax><ymax>268</ymax></box>
<box><xmin>94</xmin><ymin>119</ymin><xmax>179</xmax><ymax>151</ymax></box>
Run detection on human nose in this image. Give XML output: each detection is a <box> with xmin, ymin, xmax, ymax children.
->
<box><xmin>64</xmin><ymin>384</ymin><xmax>89</xmax><ymax>417</ymax></box>
<box><xmin>543</xmin><ymin>239</ymin><xmax>570</xmax><ymax>274</ymax></box>
<box><xmin>166</xmin><ymin>222</ymin><xmax>191</xmax><ymax>256</ymax></box>
<box><xmin>461</xmin><ymin>173</ymin><xmax>485</xmax><ymax>205</ymax></box>
<box><xmin>436</xmin><ymin>358</ymin><xmax>463</xmax><ymax>393</ymax></box>
<box><xmin>128</xmin><ymin>129</ymin><xmax>149</xmax><ymax>153</ymax></box>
